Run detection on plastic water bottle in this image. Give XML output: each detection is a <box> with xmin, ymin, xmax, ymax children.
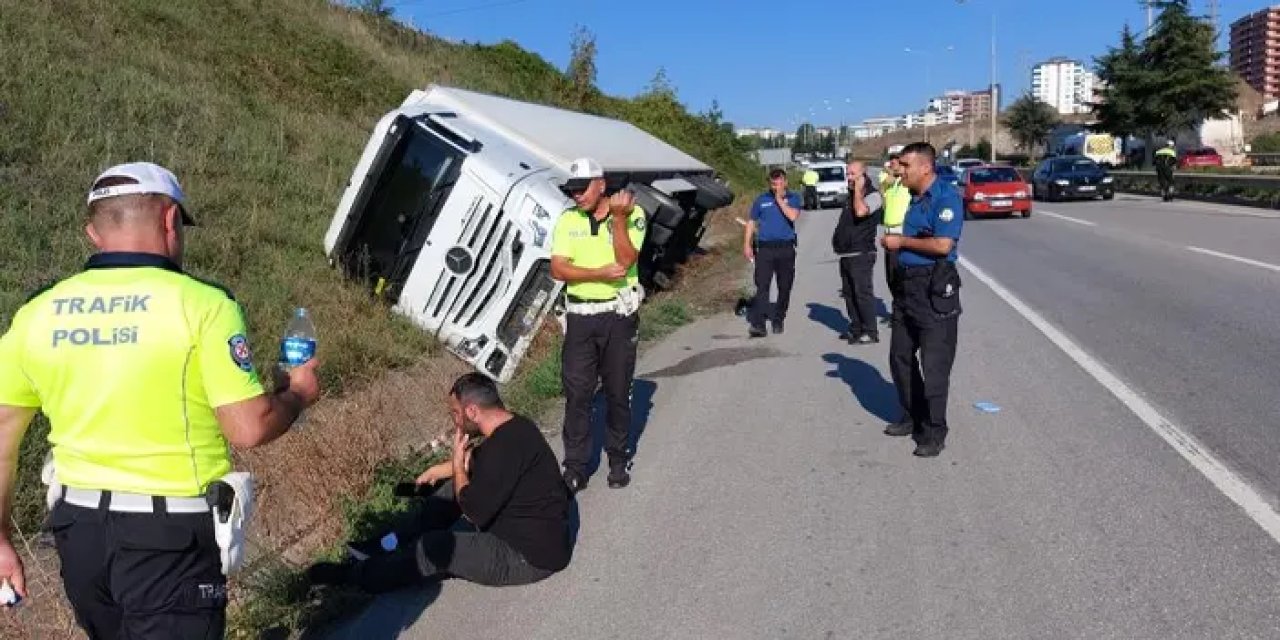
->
<box><xmin>279</xmin><ymin>307</ymin><xmax>317</xmax><ymax>371</ymax></box>
<box><xmin>279</xmin><ymin>308</ymin><xmax>316</xmax><ymax>426</ymax></box>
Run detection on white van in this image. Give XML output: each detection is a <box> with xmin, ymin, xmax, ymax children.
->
<box><xmin>807</xmin><ymin>161</ymin><xmax>848</xmax><ymax>208</ymax></box>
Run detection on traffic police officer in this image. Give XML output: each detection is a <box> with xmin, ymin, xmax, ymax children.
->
<box><xmin>880</xmin><ymin>143</ymin><xmax>963</xmax><ymax>458</ymax></box>
<box><xmin>801</xmin><ymin>167</ymin><xmax>820</xmax><ymax>210</ymax></box>
<box><xmin>550</xmin><ymin>158</ymin><xmax>647</xmax><ymax>494</ymax></box>
<box><xmin>0</xmin><ymin>162</ymin><xmax>320</xmax><ymax>637</ymax></box>
<box><xmin>880</xmin><ymin>154</ymin><xmax>911</xmax><ymax>325</ymax></box>
<box><xmin>1155</xmin><ymin>140</ymin><xmax>1178</xmax><ymax>202</ymax></box>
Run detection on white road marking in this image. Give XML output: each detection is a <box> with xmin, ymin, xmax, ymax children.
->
<box><xmin>1037</xmin><ymin>209</ymin><xmax>1096</xmax><ymax>226</ymax></box>
<box><xmin>1186</xmin><ymin>246</ymin><xmax>1280</xmax><ymax>274</ymax></box>
<box><xmin>959</xmin><ymin>256</ymin><xmax>1280</xmax><ymax>545</ymax></box>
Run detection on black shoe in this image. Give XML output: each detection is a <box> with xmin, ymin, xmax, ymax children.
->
<box><xmin>771</xmin><ymin>319</ymin><xmax>784</xmax><ymax>334</ymax></box>
<box><xmin>748</xmin><ymin>325</ymin><xmax>767</xmax><ymax>338</ymax></box>
<box><xmin>913</xmin><ymin>442</ymin><xmax>946</xmax><ymax>458</ymax></box>
<box><xmin>607</xmin><ymin>464</ymin><xmax>631</xmax><ymax>489</ymax></box>
<box><xmin>884</xmin><ymin>420</ymin><xmax>914</xmax><ymax>437</ymax></box>
<box><xmin>563</xmin><ymin>469</ymin><xmax>588</xmax><ymax>495</ymax></box>
<box><xmin>839</xmin><ymin>330</ymin><xmax>857</xmax><ymax>343</ymax></box>
<box><xmin>306</xmin><ymin>561</ymin><xmax>354</xmax><ymax>587</ymax></box>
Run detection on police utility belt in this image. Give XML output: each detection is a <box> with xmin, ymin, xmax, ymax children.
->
<box><xmin>44</xmin><ymin>458</ymin><xmax>255</xmax><ymax>577</ymax></box>
<box><xmin>565</xmin><ymin>283</ymin><xmax>644</xmax><ymax>317</ymax></box>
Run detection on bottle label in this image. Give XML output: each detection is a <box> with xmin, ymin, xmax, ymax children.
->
<box><xmin>280</xmin><ymin>337</ymin><xmax>316</xmax><ymax>367</ymax></box>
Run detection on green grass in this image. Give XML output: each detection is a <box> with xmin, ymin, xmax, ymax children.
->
<box><xmin>0</xmin><ymin>0</ymin><xmax>757</xmax><ymax>539</ymax></box>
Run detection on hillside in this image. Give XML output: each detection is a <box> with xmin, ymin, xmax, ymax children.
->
<box><xmin>0</xmin><ymin>1</ymin><xmax>757</xmax><ymax>635</ymax></box>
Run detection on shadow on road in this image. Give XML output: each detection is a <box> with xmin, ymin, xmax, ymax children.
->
<box><xmin>807</xmin><ymin>302</ymin><xmax>848</xmax><ymax>336</ymax></box>
<box><xmin>585</xmin><ymin>378</ymin><xmax>657</xmax><ymax>477</ymax></box>
<box><xmin>821</xmin><ymin>353</ymin><xmax>899</xmax><ymax>424</ymax></box>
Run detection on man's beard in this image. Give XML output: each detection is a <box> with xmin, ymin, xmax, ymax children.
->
<box><xmin>462</xmin><ymin>419</ymin><xmax>482</xmax><ymax>437</ymax></box>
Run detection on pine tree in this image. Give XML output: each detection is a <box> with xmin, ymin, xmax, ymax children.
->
<box><xmin>1092</xmin><ymin>23</ymin><xmax>1148</xmax><ymax>144</ymax></box>
<box><xmin>566</xmin><ymin>25</ymin><xmax>598</xmax><ymax>109</ymax></box>
<box><xmin>1141</xmin><ymin>0</ymin><xmax>1237</xmax><ymax>135</ymax></box>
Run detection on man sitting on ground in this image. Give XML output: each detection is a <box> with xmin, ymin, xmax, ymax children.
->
<box><xmin>308</xmin><ymin>373</ymin><xmax>572</xmax><ymax>591</ymax></box>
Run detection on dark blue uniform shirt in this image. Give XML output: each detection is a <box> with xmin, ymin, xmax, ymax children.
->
<box><xmin>899</xmin><ymin>176</ymin><xmax>963</xmax><ymax>267</ymax></box>
<box><xmin>750</xmin><ymin>191</ymin><xmax>801</xmax><ymax>242</ymax></box>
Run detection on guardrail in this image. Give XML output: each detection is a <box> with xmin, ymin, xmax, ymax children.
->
<box><xmin>1105</xmin><ymin>169</ymin><xmax>1280</xmax><ymax>210</ymax></box>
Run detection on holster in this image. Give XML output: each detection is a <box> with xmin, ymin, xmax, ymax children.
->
<box><xmin>206</xmin><ymin>471</ymin><xmax>255</xmax><ymax>576</ymax></box>
<box><xmin>928</xmin><ymin>260</ymin><xmax>963</xmax><ymax>318</ymax></box>
<box><xmin>616</xmin><ymin>283</ymin><xmax>645</xmax><ymax>317</ymax></box>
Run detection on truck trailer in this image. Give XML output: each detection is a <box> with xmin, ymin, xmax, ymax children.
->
<box><xmin>323</xmin><ymin>85</ymin><xmax>734</xmax><ymax>382</ymax></box>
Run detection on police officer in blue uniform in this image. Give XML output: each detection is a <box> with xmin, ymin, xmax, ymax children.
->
<box><xmin>880</xmin><ymin>143</ymin><xmax>964</xmax><ymax>458</ymax></box>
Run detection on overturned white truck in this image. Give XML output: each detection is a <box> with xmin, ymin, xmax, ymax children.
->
<box><xmin>323</xmin><ymin>85</ymin><xmax>734</xmax><ymax>382</ymax></box>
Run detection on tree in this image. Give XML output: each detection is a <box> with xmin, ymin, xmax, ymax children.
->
<box><xmin>1004</xmin><ymin>95</ymin><xmax>1061</xmax><ymax>153</ymax></box>
<box><xmin>794</xmin><ymin>123</ymin><xmax>817</xmax><ymax>153</ymax></box>
<box><xmin>565</xmin><ymin>25</ymin><xmax>598</xmax><ymax>108</ymax></box>
<box><xmin>355</xmin><ymin>0</ymin><xmax>394</xmax><ymax>18</ymax></box>
<box><xmin>644</xmin><ymin>67</ymin><xmax>676</xmax><ymax>99</ymax></box>
<box><xmin>1092</xmin><ymin>2</ymin><xmax>1237</xmax><ymax>165</ymax></box>
<box><xmin>1141</xmin><ymin>0</ymin><xmax>1237</xmax><ymax>135</ymax></box>
<box><xmin>1091</xmin><ymin>23</ymin><xmax>1148</xmax><ymax>145</ymax></box>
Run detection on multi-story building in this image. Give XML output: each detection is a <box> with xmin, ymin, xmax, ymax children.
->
<box><xmin>1031</xmin><ymin>58</ymin><xmax>1097</xmax><ymax>114</ymax></box>
<box><xmin>1230</xmin><ymin>6</ymin><xmax>1280</xmax><ymax>98</ymax></box>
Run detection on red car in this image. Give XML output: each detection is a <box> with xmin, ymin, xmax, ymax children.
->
<box><xmin>1179</xmin><ymin>147</ymin><xmax>1223</xmax><ymax>169</ymax></box>
<box><xmin>958</xmin><ymin>165</ymin><xmax>1032</xmax><ymax>219</ymax></box>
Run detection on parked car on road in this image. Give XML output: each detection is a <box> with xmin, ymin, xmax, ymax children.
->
<box><xmin>1030</xmin><ymin>155</ymin><xmax>1115</xmax><ymax>202</ymax></box>
<box><xmin>954</xmin><ymin>157</ymin><xmax>984</xmax><ymax>172</ymax></box>
<box><xmin>958</xmin><ymin>165</ymin><xmax>1031</xmax><ymax>219</ymax></box>
<box><xmin>1179</xmin><ymin>147</ymin><xmax>1223</xmax><ymax>169</ymax></box>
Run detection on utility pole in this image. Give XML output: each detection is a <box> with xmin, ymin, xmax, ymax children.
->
<box><xmin>1209</xmin><ymin>0</ymin><xmax>1219</xmax><ymax>41</ymax></box>
<box><xmin>1147</xmin><ymin>0</ymin><xmax>1153</xmax><ymax>34</ymax></box>
<box><xmin>990</xmin><ymin>11</ymin><xmax>998</xmax><ymax>162</ymax></box>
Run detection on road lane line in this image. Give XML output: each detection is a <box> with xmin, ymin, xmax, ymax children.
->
<box><xmin>1037</xmin><ymin>209</ymin><xmax>1096</xmax><ymax>226</ymax></box>
<box><xmin>1186</xmin><ymin>246</ymin><xmax>1280</xmax><ymax>273</ymax></box>
<box><xmin>959</xmin><ymin>256</ymin><xmax>1280</xmax><ymax>545</ymax></box>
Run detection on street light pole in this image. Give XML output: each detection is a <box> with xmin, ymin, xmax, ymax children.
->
<box><xmin>990</xmin><ymin>10</ymin><xmax>997</xmax><ymax>163</ymax></box>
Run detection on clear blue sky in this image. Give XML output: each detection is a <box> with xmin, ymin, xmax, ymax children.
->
<box><xmin>393</xmin><ymin>0</ymin><xmax>1249</xmax><ymax>132</ymax></box>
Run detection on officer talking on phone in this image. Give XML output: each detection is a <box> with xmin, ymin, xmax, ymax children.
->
<box><xmin>880</xmin><ymin>143</ymin><xmax>964</xmax><ymax>458</ymax></box>
<box><xmin>550</xmin><ymin>158</ymin><xmax>648</xmax><ymax>494</ymax></box>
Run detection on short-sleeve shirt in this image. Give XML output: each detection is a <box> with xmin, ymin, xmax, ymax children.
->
<box><xmin>550</xmin><ymin>205</ymin><xmax>647</xmax><ymax>301</ymax></box>
<box><xmin>899</xmin><ymin>176</ymin><xmax>964</xmax><ymax>267</ymax></box>
<box><xmin>750</xmin><ymin>191</ymin><xmax>801</xmax><ymax>242</ymax></box>
<box><xmin>0</xmin><ymin>252</ymin><xmax>265</xmax><ymax>497</ymax></box>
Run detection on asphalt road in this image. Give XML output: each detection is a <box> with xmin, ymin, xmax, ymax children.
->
<box><xmin>322</xmin><ymin>189</ymin><xmax>1280</xmax><ymax>639</ymax></box>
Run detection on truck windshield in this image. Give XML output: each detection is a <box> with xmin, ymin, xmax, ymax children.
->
<box><xmin>337</xmin><ymin>116</ymin><xmax>465</xmax><ymax>301</ymax></box>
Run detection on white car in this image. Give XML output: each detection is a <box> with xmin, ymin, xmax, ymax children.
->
<box><xmin>807</xmin><ymin>161</ymin><xmax>848</xmax><ymax>208</ymax></box>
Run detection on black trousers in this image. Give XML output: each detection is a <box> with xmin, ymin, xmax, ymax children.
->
<box><xmin>889</xmin><ymin>269</ymin><xmax>960</xmax><ymax>445</ymax></box>
<box><xmin>1156</xmin><ymin>168</ymin><xmax>1174</xmax><ymax>200</ymax></box>
<box><xmin>561</xmin><ymin>311</ymin><xmax>638</xmax><ymax>474</ymax></box>
<box><xmin>883</xmin><ymin>247</ymin><xmax>901</xmax><ymax>295</ymax></box>
<box><xmin>838</xmin><ymin>253</ymin><xmax>877</xmax><ymax>337</ymax></box>
<box><xmin>750</xmin><ymin>244</ymin><xmax>797</xmax><ymax>328</ymax></box>
<box><xmin>47</xmin><ymin>501</ymin><xmax>226</xmax><ymax>640</ymax></box>
<box><xmin>351</xmin><ymin>483</ymin><xmax>554</xmax><ymax>592</ymax></box>
<box><xmin>803</xmin><ymin>186</ymin><xmax>818</xmax><ymax>209</ymax></box>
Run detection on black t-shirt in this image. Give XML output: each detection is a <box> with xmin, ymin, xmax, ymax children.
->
<box><xmin>458</xmin><ymin>415</ymin><xmax>571</xmax><ymax>571</ymax></box>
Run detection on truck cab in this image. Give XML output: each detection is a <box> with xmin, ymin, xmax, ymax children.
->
<box><xmin>324</xmin><ymin>86</ymin><xmax>733</xmax><ymax>382</ymax></box>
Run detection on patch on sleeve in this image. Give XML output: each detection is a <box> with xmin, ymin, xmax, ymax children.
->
<box><xmin>939</xmin><ymin>208</ymin><xmax>955</xmax><ymax>223</ymax></box>
<box><xmin>634</xmin><ymin>216</ymin><xmax>646</xmax><ymax>231</ymax></box>
<box><xmin>228</xmin><ymin>334</ymin><xmax>253</xmax><ymax>372</ymax></box>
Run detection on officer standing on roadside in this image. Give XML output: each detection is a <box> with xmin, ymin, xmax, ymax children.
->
<box><xmin>551</xmin><ymin>157</ymin><xmax>647</xmax><ymax>494</ymax></box>
<box><xmin>880</xmin><ymin>143</ymin><xmax>964</xmax><ymax>458</ymax></box>
<box><xmin>744</xmin><ymin>168</ymin><xmax>802</xmax><ymax>338</ymax></box>
<box><xmin>802</xmin><ymin>166</ymin><xmax>820</xmax><ymax>210</ymax></box>
<box><xmin>1155</xmin><ymin>140</ymin><xmax>1178</xmax><ymax>202</ymax></box>
<box><xmin>880</xmin><ymin>154</ymin><xmax>911</xmax><ymax>327</ymax></box>
<box><xmin>0</xmin><ymin>162</ymin><xmax>321</xmax><ymax>637</ymax></box>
